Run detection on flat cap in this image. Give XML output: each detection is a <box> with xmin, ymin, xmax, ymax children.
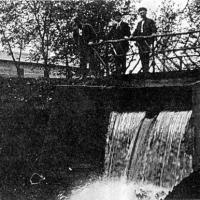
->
<box><xmin>138</xmin><ymin>7</ymin><xmax>147</xmax><ymax>12</ymax></box>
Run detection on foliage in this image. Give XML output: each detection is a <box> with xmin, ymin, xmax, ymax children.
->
<box><xmin>24</xmin><ymin>1</ymin><xmax>58</xmax><ymax>78</ymax></box>
<box><xmin>0</xmin><ymin>1</ymin><xmax>33</xmax><ymax>78</ymax></box>
<box><xmin>185</xmin><ymin>0</ymin><xmax>200</xmax><ymax>30</ymax></box>
<box><xmin>0</xmin><ymin>0</ymin><xmax>195</xmax><ymax>77</ymax></box>
<box><xmin>0</xmin><ymin>78</ymin><xmax>55</xmax><ymax>186</ymax></box>
<box><xmin>0</xmin><ymin>77</ymin><xmax>107</xmax><ymax>188</ymax></box>
<box><xmin>155</xmin><ymin>0</ymin><xmax>182</xmax><ymax>33</ymax></box>
<box><xmin>50</xmin><ymin>0</ymin><xmax>133</xmax><ymax>78</ymax></box>
<box><xmin>0</xmin><ymin>0</ymin><xmax>137</xmax><ymax>79</ymax></box>
<box><xmin>50</xmin><ymin>1</ymin><xmax>78</xmax><ymax>78</ymax></box>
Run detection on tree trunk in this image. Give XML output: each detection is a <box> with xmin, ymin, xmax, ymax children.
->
<box><xmin>44</xmin><ymin>68</ymin><xmax>50</xmax><ymax>78</ymax></box>
<box><xmin>16</xmin><ymin>63</ymin><xmax>24</xmax><ymax>78</ymax></box>
<box><xmin>44</xmin><ymin>63</ymin><xmax>50</xmax><ymax>78</ymax></box>
<box><xmin>17</xmin><ymin>68</ymin><xmax>24</xmax><ymax>78</ymax></box>
<box><xmin>65</xmin><ymin>57</ymin><xmax>71</xmax><ymax>79</ymax></box>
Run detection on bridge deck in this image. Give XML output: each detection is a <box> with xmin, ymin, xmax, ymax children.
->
<box><xmin>110</xmin><ymin>70</ymin><xmax>200</xmax><ymax>88</ymax></box>
<box><xmin>58</xmin><ymin>69</ymin><xmax>200</xmax><ymax>88</ymax></box>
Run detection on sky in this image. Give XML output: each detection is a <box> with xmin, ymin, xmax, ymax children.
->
<box><xmin>137</xmin><ymin>0</ymin><xmax>189</xmax><ymax>13</ymax></box>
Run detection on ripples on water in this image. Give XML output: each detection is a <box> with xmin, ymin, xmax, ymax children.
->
<box><xmin>58</xmin><ymin>177</ymin><xmax>170</xmax><ymax>200</ymax></box>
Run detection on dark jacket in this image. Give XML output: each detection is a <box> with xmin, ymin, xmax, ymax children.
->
<box><xmin>107</xmin><ymin>21</ymin><xmax>131</xmax><ymax>54</ymax></box>
<box><xmin>133</xmin><ymin>18</ymin><xmax>157</xmax><ymax>46</ymax></box>
<box><xmin>73</xmin><ymin>23</ymin><xmax>97</xmax><ymax>46</ymax></box>
<box><xmin>133</xmin><ymin>17</ymin><xmax>157</xmax><ymax>37</ymax></box>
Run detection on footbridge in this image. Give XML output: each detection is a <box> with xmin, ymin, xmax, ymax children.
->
<box><xmin>91</xmin><ymin>30</ymin><xmax>200</xmax><ymax>78</ymax></box>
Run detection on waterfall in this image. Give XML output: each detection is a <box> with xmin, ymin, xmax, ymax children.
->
<box><xmin>105</xmin><ymin>111</ymin><xmax>193</xmax><ymax>188</ymax></box>
<box><xmin>105</xmin><ymin>112</ymin><xmax>146</xmax><ymax>177</ymax></box>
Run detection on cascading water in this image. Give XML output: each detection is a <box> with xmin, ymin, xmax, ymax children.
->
<box><xmin>105</xmin><ymin>111</ymin><xmax>193</xmax><ymax>187</ymax></box>
<box><xmin>105</xmin><ymin>112</ymin><xmax>146</xmax><ymax>177</ymax></box>
<box><xmin>62</xmin><ymin>110</ymin><xmax>193</xmax><ymax>200</ymax></box>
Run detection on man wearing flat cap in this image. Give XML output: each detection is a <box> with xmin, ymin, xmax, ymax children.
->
<box><xmin>106</xmin><ymin>11</ymin><xmax>131</xmax><ymax>75</ymax></box>
<box><xmin>132</xmin><ymin>7</ymin><xmax>157</xmax><ymax>73</ymax></box>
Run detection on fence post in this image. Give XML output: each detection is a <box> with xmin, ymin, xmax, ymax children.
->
<box><xmin>180</xmin><ymin>56</ymin><xmax>183</xmax><ymax>71</ymax></box>
<box><xmin>105</xmin><ymin>44</ymin><xmax>109</xmax><ymax>76</ymax></box>
<box><xmin>152</xmin><ymin>36</ymin><xmax>156</xmax><ymax>73</ymax></box>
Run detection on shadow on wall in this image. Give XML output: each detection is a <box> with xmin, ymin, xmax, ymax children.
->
<box><xmin>48</xmin><ymin>87</ymin><xmax>108</xmax><ymax>175</ymax></box>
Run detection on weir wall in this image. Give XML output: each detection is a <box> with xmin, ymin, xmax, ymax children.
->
<box><xmin>0</xmin><ymin>75</ymin><xmax>198</xmax><ymax>187</ymax></box>
<box><xmin>51</xmin><ymin>84</ymin><xmax>193</xmax><ymax>175</ymax></box>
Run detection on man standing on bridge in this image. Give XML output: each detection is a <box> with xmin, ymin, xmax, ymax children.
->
<box><xmin>106</xmin><ymin>11</ymin><xmax>131</xmax><ymax>75</ymax></box>
<box><xmin>73</xmin><ymin>17</ymin><xmax>97</xmax><ymax>79</ymax></box>
<box><xmin>132</xmin><ymin>7</ymin><xmax>157</xmax><ymax>73</ymax></box>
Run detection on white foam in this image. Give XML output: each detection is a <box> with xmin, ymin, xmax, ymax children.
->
<box><xmin>60</xmin><ymin>178</ymin><xmax>170</xmax><ymax>200</ymax></box>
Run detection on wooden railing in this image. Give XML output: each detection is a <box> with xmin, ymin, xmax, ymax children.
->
<box><xmin>89</xmin><ymin>30</ymin><xmax>200</xmax><ymax>76</ymax></box>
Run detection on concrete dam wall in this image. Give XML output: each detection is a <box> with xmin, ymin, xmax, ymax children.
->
<box><xmin>50</xmin><ymin>84</ymin><xmax>194</xmax><ymax>187</ymax></box>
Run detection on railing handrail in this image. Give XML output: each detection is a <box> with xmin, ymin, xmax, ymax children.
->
<box><xmin>90</xmin><ymin>30</ymin><xmax>200</xmax><ymax>46</ymax></box>
<box><xmin>87</xmin><ymin>29</ymin><xmax>200</xmax><ymax>75</ymax></box>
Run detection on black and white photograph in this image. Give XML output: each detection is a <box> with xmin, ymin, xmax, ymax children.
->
<box><xmin>0</xmin><ymin>0</ymin><xmax>198</xmax><ymax>199</ymax></box>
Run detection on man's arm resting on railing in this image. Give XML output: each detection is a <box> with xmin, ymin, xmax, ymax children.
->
<box><xmin>89</xmin><ymin>30</ymin><xmax>200</xmax><ymax>46</ymax></box>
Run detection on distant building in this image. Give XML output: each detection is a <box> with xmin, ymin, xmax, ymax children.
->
<box><xmin>0</xmin><ymin>51</ymin><xmax>67</xmax><ymax>78</ymax></box>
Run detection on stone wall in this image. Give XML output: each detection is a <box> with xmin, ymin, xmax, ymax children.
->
<box><xmin>50</xmin><ymin>85</ymin><xmax>192</xmax><ymax>177</ymax></box>
<box><xmin>192</xmin><ymin>82</ymin><xmax>200</xmax><ymax>171</ymax></box>
<box><xmin>0</xmin><ymin>77</ymin><xmax>193</xmax><ymax>187</ymax></box>
<box><xmin>0</xmin><ymin>59</ymin><xmax>66</xmax><ymax>78</ymax></box>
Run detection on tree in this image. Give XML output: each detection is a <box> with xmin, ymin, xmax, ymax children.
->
<box><xmin>25</xmin><ymin>1</ymin><xmax>57</xmax><ymax>78</ymax></box>
<box><xmin>0</xmin><ymin>0</ymin><xmax>137</xmax><ymax>79</ymax></box>
<box><xmin>155</xmin><ymin>0</ymin><xmax>182</xmax><ymax>33</ymax></box>
<box><xmin>185</xmin><ymin>0</ymin><xmax>200</xmax><ymax>29</ymax></box>
<box><xmin>50</xmin><ymin>0</ymin><xmax>136</xmax><ymax>78</ymax></box>
<box><xmin>150</xmin><ymin>0</ymin><xmax>200</xmax><ymax>72</ymax></box>
<box><xmin>66</xmin><ymin>0</ymin><xmax>137</xmax><ymax>77</ymax></box>
<box><xmin>0</xmin><ymin>0</ymin><xmax>32</xmax><ymax>78</ymax></box>
<box><xmin>50</xmin><ymin>1</ymin><xmax>81</xmax><ymax>79</ymax></box>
